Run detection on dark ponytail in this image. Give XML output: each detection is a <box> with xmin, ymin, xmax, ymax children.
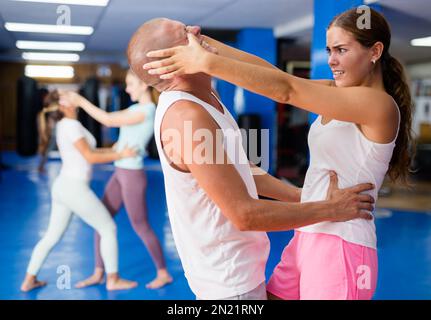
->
<box><xmin>381</xmin><ymin>53</ymin><xmax>415</xmax><ymax>183</ymax></box>
<box><xmin>329</xmin><ymin>8</ymin><xmax>415</xmax><ymax>184</ymax></box>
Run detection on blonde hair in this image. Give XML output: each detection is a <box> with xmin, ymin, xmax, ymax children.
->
<box><xmin>37</xmin><ymin>91</ymin><xmax>63</xmax><ymax>156</ymax></box>
<box><xmin>126</xmin><ymin>68</ymin><xmax>159</xmax><ymax>104</ymax></box>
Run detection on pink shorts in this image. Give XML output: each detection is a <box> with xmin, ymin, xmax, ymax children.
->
<box><xmin>267</xmin><ymin>231</ymin><xmax>378</xmax><ymax>300</ymax></box>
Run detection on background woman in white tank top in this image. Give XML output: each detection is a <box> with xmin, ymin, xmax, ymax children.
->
<box><xmin>21</xmin><ymin>91</ymin><xmax>138</xmax><ymax>292</ymax></box>
<box><xmin>59</xmin><ymin>70</ymin><xmax>172</xmax><ymax>290</ymax></box>
<box><xmin>144</xmin><ymin>8</ymin><xmax>414</xmax><ymax>299</ymax></box>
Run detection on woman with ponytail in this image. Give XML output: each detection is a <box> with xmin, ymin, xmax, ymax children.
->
<box><xmin>59</xmin><ymin>70</ymin><xmax>172</xmax><ymax>290</ymax></box>
<box><xmin>21</xmin><ymin>91</ymin><xmax>138</xmax><ymax>292</ymax></box>
<box><xmin>142</xmin><ymin>7</ymin><xmax>414</xmax><ymax>299</ymax></box>
<box><xmin>37</xmin><ymin>92</ymin><xmax>63</xmax><ymax>173</ymax></box>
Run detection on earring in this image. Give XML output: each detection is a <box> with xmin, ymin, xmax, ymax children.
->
<box><xmin>372</xmin><ymin>60</ymin><xmax>376</xmax><ymax>65</ymax></box>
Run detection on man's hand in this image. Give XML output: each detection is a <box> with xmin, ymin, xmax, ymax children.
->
<box><xmin>326</xmin><ymin>170</ymin><xmax>375</xmax><ymax>222</ymax></box>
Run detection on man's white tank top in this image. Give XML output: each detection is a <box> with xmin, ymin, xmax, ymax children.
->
<box><xmin>297</xmin><ymin>108</ymin><xmax>400</xmax><ymax>249</ymax></box>
<box><xmin>154</xmin><ymin>90</ymin><xmax>270</xmax><ymax>299</ymax></box>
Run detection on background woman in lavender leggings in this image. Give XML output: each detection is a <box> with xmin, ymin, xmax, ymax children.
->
<box><xmin>60</xmin><ymin>70</ymin><xmax>172</xmax><ymax>289</ymax></box>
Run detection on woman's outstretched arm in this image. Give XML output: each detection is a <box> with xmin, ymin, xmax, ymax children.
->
<box><xmin>74</xmin><ymin>138</ymin><xmax>136</xmax><ymax>164</ymax></box>
<box><xmin>201</xmin><ymin>35</ymin><xmax>276</xmax><ymax>69</ymax></box>
<box><xmin>144</xmin><ymin>33</ymin><xmax>397</xmax><ymax>128</ymax></box>
<box><xmin>202</xmin><ymin>35</ymin><xmax>333</xmax><ymax>86</ymax></box>
<box><xmin>59</xmin><ymin>90</ymin><xmax>145</xmax><ymax>128</ymax></box>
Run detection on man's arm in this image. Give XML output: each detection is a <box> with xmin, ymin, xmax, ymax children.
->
<box><xmin>161</xmin><ymin>100</ymin><xmax>374</xmax><ymax>232</ymax></box>
<box><xmin>250</xmin><ymin>163</ymin><xmax>301</xmax><ymax>202</ymax></box>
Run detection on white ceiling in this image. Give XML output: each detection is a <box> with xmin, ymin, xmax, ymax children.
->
<box><xmin>0</xmin><ymin>0</ymin><xmax>430</xmax><ymax>65</ymax></box>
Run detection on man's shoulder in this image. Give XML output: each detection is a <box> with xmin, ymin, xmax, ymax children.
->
<box><xmin>163</xmin><ymin>97</ymin><xmax>207</xmax><ymax>121</ymax></box>
<box><xmin>158</xmin><ymin>90</ymin><xmax>217</xmax><ymax>129</ymax></box>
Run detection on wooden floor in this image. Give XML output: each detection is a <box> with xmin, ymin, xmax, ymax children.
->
<box><xmin>377</xmin><ymin>179</ymin><xmax>431</xmax><ymax>213</ymax></box>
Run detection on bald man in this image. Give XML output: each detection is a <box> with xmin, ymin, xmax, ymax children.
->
<box><xmin>127</xmin><ymin>18</ymin><xmax>375</xmax><ymax>300</ymax></box>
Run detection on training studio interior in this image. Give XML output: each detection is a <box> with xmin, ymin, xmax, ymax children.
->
<box><xmin>0</xmin><ymin>0</ymin><xmax>430</xmax><ymax>301</ymax></box>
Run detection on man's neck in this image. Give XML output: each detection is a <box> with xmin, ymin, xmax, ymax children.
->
<box><xmin>165</xmin><ymin>74</ymin><xmax>213</xmax><ymax>99</ymax></box>
<box><xmin>159</xmin><ymin>73</ymin><xmax>224</xmax><ymax>113</ymax></box>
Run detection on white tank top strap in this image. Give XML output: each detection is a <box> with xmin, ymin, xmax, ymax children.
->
<box><xmin>167</xmin><ymin>90</ymin><xmax>228</xmax><ymax>124</ymax></box>
<box><xmin>155</xmin><ymin>90</ymin><xmax>233</xmax><ymax>168</ymax></box>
